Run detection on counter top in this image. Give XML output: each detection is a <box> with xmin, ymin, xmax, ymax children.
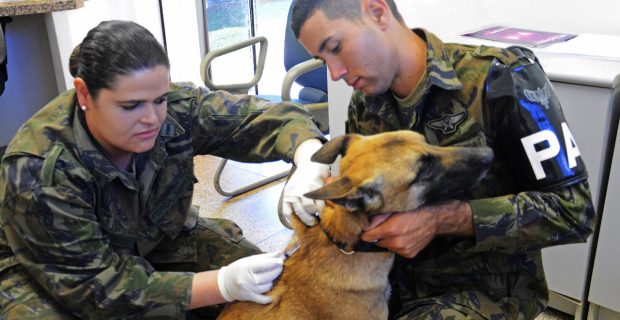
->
<box><xmin>0</xmin><ymin>0</ymin><xmax>83</xmax><ymax>17</ymax></box>
<box><xmin>446</xmin><ymin>33</ymin><xmax>620</xmax><ymax>89</ymax></box>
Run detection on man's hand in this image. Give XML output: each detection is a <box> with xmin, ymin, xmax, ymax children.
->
<box><xmin>361</xmin><ymin>200</ymin><xmax>474</xmax><ymax>258</ymax></box>
<box><xmin>281</xmin><ymin>139</ymin><xmax>330</xmax><ymax>226</ymax></box>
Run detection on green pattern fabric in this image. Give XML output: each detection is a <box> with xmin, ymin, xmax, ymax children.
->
<box><xmin>0</xmin><ymin>82</ymin><xmax>324</xmax><ymax>319</ymax></box>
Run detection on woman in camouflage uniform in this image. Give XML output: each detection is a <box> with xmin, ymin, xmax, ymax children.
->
<box><xmin>0</xmin><ymin>20</ymin><xmax>328</xmax><ymax>319</ymax></box>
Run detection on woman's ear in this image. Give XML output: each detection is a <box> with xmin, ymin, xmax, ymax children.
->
<box><xmin>73</xmin><ymin>77</ymin><xmax>90</xmax><ymax>108</ymax></box>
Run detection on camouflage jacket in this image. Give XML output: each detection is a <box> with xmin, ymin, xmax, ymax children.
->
<box><xmin>0</xmin><ymin>82</ymin><xmax>324</xmax><ymax>318</ymax></box>
<box><xmin>348</xmin><ymin>30</ymin><xmax>595</xmax><ymax>299</ymax></box>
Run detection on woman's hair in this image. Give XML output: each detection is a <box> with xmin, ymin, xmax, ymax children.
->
<box><xmin>291</xmin><ymin>0</ymin><xmax>404</xmax><ymax>38</ymax></box>
<box><xmin>69</xmin><ymin>20</ymin><xmax>170</xmax><ymax>98</ymax></box>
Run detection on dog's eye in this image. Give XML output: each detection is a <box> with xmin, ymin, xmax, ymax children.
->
<box><xmin>411</xmin><ymin>154</ymin><xmax>437</xmax><ymax>185</ymax></box>
<box><xmin>407</xmin><ymin>175</ymin><xmax>420</xmax><ymax>187</ymax></box>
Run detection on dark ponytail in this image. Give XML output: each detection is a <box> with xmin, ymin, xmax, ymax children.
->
<box><xmin>69</xmin><ymin>43</ymin><xmax>81</xmax><ymax>78</ymax></box>
<box><xmin>69</xmin><ymin>20</ymin><xmax>169</xmax><ymax>98</ymax></box>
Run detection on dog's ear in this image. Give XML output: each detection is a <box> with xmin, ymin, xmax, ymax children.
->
<box><xmin>334</xmin><ymin>184</ymin><xmax>383</xmax><ymax>212</ymax></box>
<box><xmin>305</xmin><ymin>177</ymin><xmax>384</xmax><ymax>212</ymax></box>
<box><xmin>304</xmin><ymin>176</ymin><xmax>354</xmax><ymax>199</ymax></box>
<box><xmin>310</xmin><ymin>135</ymin><xmax>357</xmax><ymax>164</ymax></box>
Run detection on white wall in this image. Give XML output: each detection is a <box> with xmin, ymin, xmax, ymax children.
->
<box><xmin>159</xmin><ymin>0</ymin><xmax>204</xmax><ymax>85</ymax></box>
<box><xmin>47</xmin><ymin>0</ymin><xmax>164</xmax><ymax>93</ymax></box>
<box><xmin>0</xmin><ymin>15</ymin><xmax>58</xmax><ymax>146</ymax></box>
<box><xmin>0</xmin><ymin>0</ymin><xmax>163</xmax><ymax>146</ymax></box>
<box><xmin>394</xmin><ymin>0</ymin><xmax>620</xmax><ymax>39</ymax></box>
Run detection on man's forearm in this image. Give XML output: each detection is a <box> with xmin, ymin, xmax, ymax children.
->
<box><xmin>434</xmin><ymin>200</ymin><xmax>475</xmax><ymax>237</ymax></box>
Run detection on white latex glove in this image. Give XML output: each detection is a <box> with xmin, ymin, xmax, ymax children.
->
<box><xmin>217</xmin><ymin>251</ymin><xmax>285</xmax><ymax>304</ymax></box>
<box><xmin>282</xmin><ymin>139</ymin><xmax>330</xmax><ymax>226</ymax></box>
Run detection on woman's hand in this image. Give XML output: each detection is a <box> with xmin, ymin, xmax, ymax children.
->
<box><xmin>217</xmin><ymin>251</ymin><xmax>285</xmax><ymax>304</ymax></box>
<box><xmin>281</xmin><ymin>139</ymin><xmax>330</xmax><ymax>226</ymax></box>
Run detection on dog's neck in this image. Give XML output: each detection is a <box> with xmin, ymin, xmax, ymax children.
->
<box><xmin>316</xmin><ymin>215</ymin><xmax>389</xmax><ymax>254</ymax></box>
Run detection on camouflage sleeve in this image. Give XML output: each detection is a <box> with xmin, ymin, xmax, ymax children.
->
<box><xmin>2</xmin><ymin>155</ymin><xmax>193</xmax><ymax>318</ymax></box>
<box><xmin>469</xmin><ymin>181</ymin><xmax>595</xmax><ymax>253</ymax></box>
<box><xmin>468</xmin><ymin>48</ymin><xmax>596</xmax><ymax>253</ymax></box>
<box><xmin>168</xmin><ymin>83</ymin><xmax>326</xmax><ymax>163</ymax></box>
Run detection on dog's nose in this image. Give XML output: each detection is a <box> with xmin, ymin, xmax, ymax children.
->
<box><xmin>460</xmin><ymin>147</ymin><xmax>494</xmax><ymax>172</ymax></box>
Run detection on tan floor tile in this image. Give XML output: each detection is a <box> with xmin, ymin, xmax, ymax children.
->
<box><xmin>193</xmin><ymin>155</ymin><xmax>293</xmax><ymax>252</ymax></box>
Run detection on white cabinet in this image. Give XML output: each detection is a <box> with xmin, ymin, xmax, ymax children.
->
<box><xmin>532</xmin><ymin>37</ymin><xmax>620</xmax><ymax>317</ymax></box>
<box><xmin>588</xmin><ymin>116</ymin><xmax>620</xmax><ymax>319</ymax></box>
<box><xmin>541</xmin><ymin>80</ymin><xmax>616</xmax><ymax>309</ymax></box>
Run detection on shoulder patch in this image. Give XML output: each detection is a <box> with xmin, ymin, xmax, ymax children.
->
<box><xmin>524</xmin><ymin>83</ymin><xmax>552</xmax><ymax>110</ymax></box>
<box><xmin>473</xmin><ymin>45</ymin><xmax>521</xmax><ymax>66</ymax></box>
<box><xmin>427</xmin><ymin>111</ymin><xmax>467</xmax><ymax>134</ymax></box>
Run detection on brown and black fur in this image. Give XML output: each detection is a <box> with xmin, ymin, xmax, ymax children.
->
<box><xmin>218</xmin><ymin>130</ymin><xmax>493</xmax><ymax>320</ymax></box>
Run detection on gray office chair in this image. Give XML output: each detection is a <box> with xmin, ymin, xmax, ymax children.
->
<box><xmin>202</xmin><ymin>0</ymin><xmax>331</xmax><ymax>198</ymax></box>
<box><xmin>201</xmin><ymin>36</ymin><xmax>328</xmax><ymax>198</ymax></box>
<box><xmin>282</xmin><ymin>0</ymin><xmax>328</xmax><ymax>133</ymax></box>
<box><xmin>200</xmin><ymin>36</ymin><xmax>291</xmax><ymax>197</ymax></box>
<box><xmin>200</xmin><ymin>36</ymin><xmax>269</xmax><ymax>95</ymax></box>
<box><xmin>281</xmin><ymin>58</ymin><xmax>328</xmax><ymax>132</ymax></box>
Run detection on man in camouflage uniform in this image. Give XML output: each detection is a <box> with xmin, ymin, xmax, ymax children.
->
<box><xmin>290</xmin><ymin>0</ymin><xmax>596</xmax><ymax>319</ymax></box>
<box><xmin>0</xmin><ymin>79</ymin><xmax>325</xmax><ymax>319</ymax></box>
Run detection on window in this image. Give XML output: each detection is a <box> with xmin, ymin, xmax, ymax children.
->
<box><xmin>205</xmin><ymin>0</ymin><xmax>294</xmax><ymax>96</ymax></box>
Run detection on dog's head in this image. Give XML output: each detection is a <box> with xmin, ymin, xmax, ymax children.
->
<box><xmin>304</xmin><ymin>130</ymin><xmax>493</xmax><ymax>214</ymax></box>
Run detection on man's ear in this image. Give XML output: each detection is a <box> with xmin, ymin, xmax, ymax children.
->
<box><xmin>364</xmin><ymin>0</ymin><xmax>389</xmax><ymax>26</ymax></box>
<box><xmin>73</xmin><ymin>78</ymin><xmax>90</xmax><ymax>107</ymax></box>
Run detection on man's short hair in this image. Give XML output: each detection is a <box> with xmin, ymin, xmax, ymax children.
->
<box><xmin>291</xmin><ymin>0</ymin><xmax>404</xmax><ymax>38</ymax></box>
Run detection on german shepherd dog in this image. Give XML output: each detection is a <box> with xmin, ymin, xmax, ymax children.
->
<box><xmin>218</xmin><ymin>130</ymin><xmax>493</xmax><ymax>320</ymax></box>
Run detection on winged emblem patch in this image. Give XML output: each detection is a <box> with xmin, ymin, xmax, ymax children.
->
<box><xmin>524</xmin><ymin>84</ymin><xmax>551</xmax><ymax>110</ymax></box>
<box><xmin>427</xmin><ymin>111</ymin><xmax>467</xmax><ymax>134</ymax></box>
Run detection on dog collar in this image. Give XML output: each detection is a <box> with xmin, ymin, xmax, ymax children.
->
<box><xmin>316</xmin><ymin>216</ymin><xmax>389</xmax><ymax>254</ymax></box>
